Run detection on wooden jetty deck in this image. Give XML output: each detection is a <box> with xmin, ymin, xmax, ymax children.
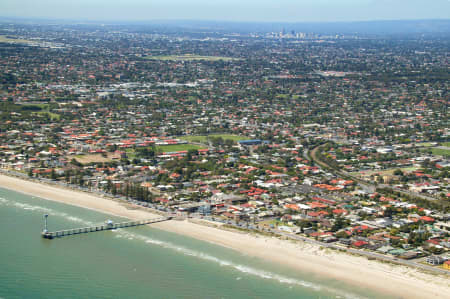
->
<box><xmin>41</xmin><ymin>217</ymin><xmax>170</xmax><ymax>239</ymax></box>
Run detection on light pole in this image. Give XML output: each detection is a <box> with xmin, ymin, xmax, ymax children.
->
<box><xmin>43</xmin><ymin>214</ymin><xmax>48</xmax><ymax>233</ymax></box>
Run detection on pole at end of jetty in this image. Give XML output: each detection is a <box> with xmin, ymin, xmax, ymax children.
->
<box><xmin>43</xmin><ymin>214</ymin><xmax>48</xmax><ymax>233</ymax></box>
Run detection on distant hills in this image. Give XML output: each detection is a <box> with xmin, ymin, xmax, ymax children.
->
<box><xmin>165</xmin><ymin>19</ymin><xmax>450</xmax><ymax>35</ymax></box>
<box><xmin>1</xmin><ymin>17</ymin><xmax>449</xmax><ymax>35</ymax></box>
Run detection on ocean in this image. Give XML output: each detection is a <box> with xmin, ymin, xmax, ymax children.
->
<box><xmin>0</xmin><ymin>187</ymin><xmax>388</xmax><ymax>299</ymax></box>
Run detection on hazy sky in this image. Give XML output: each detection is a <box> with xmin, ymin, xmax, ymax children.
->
<box><xmin>1</xmin><ymin>0</ymin><xmax>449</xmax><ymax>22</ymax></box>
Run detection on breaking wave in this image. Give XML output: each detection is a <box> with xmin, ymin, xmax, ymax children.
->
<box><xmin>0</xmin><ymin>195</ymin><xmax>365</xmax><ymax>299</ymax></box>
<box><xmin>0</xmin><ymin>197</ymin><xmax>95</xmax><ymax>226</ymax></box>
<box><xmin>114</xmin><ymin>230</ymin><xmax>366</xmax><ymax>299</ymax></box>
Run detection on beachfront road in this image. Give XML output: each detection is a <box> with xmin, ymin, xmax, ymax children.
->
<box><xmin>275</xmin><ymin>231</ymin><xmax>450</xmax><ymax>276</ymax></box>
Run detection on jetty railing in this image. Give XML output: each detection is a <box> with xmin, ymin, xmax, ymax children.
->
<box><xmin>42</xmin><ymin>217</ymin><xmax>170</xmax><ymax>239</ymax></box>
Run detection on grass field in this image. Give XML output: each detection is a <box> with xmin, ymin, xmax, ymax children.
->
<box><xmin>32</xmin><ymin>111</ymin><xmax>60</xmax><ymax>120</ymax></box>
<box><xmin>0</xmin><ymin>35</ymin><xmax>32</xmax><ymax>44</ymax></box>
<box><xmin>276</xmin><ymin>94</ymin><xmax>300</xmax><ymax>100</ymax></box>
<box><xmin>17</xmin><ymin>103</ymin><xmax>50</xmax><ymax>110</ymax></box>
<box><xmin>179</xmin><ymin>134</ymin><xmax>248</xmax><ymax>143</ymax></box>
<box><xmin>20</xmin><ymin>103</ymin><xmax>60</xmax><ymax>120</ymax></box>
<box><xmin>415</xmin><ymin>142</ymin><xmax>437</xmax><ymax>147</ymax></box>
<box><xmin>145</xmin><ymin>54</ymin><xmax>237</xmax><ymax>62</ymax></box>
<box><xmin>260</xmin><ymin>219</ymin><xmax>289</xmax><ymax>227</ymax></box>
<box><xmin>73</xmin><ymin>154</ymin><xmax>114</xmax><ymax>165</ymax></box>
<box><xmin>420</xmin><ymin>147</ymin><xmax>450</xmax><ymax>157</ymax></box>
<box><xmin>430</xmin><ymin>148</ymin><xmax>450</xmax><ymax>157</ymax></box>
<box><xmin>352</xmin><ymin>166</ymin><xmax>420</xmax><ymax>177</ymax></box>
<box><xmin>155</xmin><ymin>144</ymin><xmax>206</xmax><ymax>153</ymax></box>
<box><xmin>441</xmin><ymin>142</ymin><xmax>450</xmax><ymax>147</ymax></box>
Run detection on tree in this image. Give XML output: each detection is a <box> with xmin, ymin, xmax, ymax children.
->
<box><xmin>65</xmin><ymin>170</ymin><xmax>71</xmax><ymax>183</ymax></box>
<box><xmin>70</xmin><ymin>158</ymin><xmax>82</xmax><ymax>167</ymax></box>
<box><xmin>50</xmin><ymin>169</ymin><xmax>56</xmax><ymax>180</ymax></box>
<box><xmin>111</xmin><ymin>183</ymin><xmax>117</xmax><ymax>196</ymax></box>
<box><xmin>331</xmin><ymin>216</ymin><xmax>347</xmax><ymax>232</ymax></box>
<box><xmin>187</xmin><ymin>149</ymin><xmax>198</xmax><ymax>160</ymax></box>
<box><xmin>125</xmin><ymin>183</ymin><xmax>130</xmax><ymax>199</ymax></box>
<box><xmin>394</xmin><ymin>169</ymin><xmax>404</xmax><ymax>176</ymax></box>
<box><xmin>335</xmin><ymin>231</ymin><xmax>349</xmax><ymax>239</ymax></box>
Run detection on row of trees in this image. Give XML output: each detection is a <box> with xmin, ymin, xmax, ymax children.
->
<box><xmin>104</xmin><ymin>181</ymin><xmax>153</xmax><ymax>202</ymax></box>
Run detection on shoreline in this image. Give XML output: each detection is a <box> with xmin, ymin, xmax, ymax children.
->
<box><xmin>0</xmin><ymin>173</ymin><xmax>448</xmax><ymax>298</ymax></box>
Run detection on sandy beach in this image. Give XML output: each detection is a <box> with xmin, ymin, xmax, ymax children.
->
<box><xmin>0</xmin><ymin>173</ymin><xmax>448</xmax><ymax>298</ymax></box>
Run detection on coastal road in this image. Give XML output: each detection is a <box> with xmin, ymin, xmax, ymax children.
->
<box><xmin>274</xmin><ymin>230</ymin><xmax>450</xmax><ymax>276</ymax></box>
<box><xmin>3</xmin><ymin>169</ymin><xmax>447</xmax><ymax>276</ymax></box>
<box><xmin>206</xmin><ymin>216</ymin><xmax>450</xmax><ymax>276</ymax></box>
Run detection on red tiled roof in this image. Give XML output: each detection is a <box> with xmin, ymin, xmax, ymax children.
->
<box><xmin>352</xmin><ymin>241</ymin><xmax>368</xmax><ymax>247</ymax></box>
<box><xmin>420</xmin><ymin>216</ymin><xmax>435</xmax><ymax>222</ymax></box>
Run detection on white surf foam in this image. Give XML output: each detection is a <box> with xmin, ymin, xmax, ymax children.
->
<box><xmin>114</xmin><ymin>230</ymin><xmax>366</xmax><ymax>299</ymax></box>
<box><xmin>0</xmin><ymin>196</ymin><xmax>365</xmax><ymax>299</ymax></box>
<box><xmin>0</xmin><ymin>197</ymin><xmax>95</xmax><ymax>226</ymax></box>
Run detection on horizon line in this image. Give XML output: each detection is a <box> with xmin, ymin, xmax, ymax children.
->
<box><xmin>0</xmin><ymin>16</ymin><xmax>449</xmax><ymax>25</ymax></box>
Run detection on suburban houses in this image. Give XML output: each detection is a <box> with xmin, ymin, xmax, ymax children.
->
<box><xmin>0</xmin><ymin>21</ymin><xmax>449</xmax><ymax>271</ymax></box>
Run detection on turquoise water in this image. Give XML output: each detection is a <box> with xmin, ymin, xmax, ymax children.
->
<box><xmin>0</xmin><ymin>187</ymin><xmax>388</xmax><ymax>299</ymax></box>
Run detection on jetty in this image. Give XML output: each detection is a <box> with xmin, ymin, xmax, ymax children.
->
<box><xmin>41</xmin><ymin>215</ymin><xmax>170</xmax><ymax>239</ymax></box>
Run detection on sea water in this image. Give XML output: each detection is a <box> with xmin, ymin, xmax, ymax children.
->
<box><xmin>0</xmin><ymin>187</ymin><xmax>389</xmax><ymax>299</ymax></box>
